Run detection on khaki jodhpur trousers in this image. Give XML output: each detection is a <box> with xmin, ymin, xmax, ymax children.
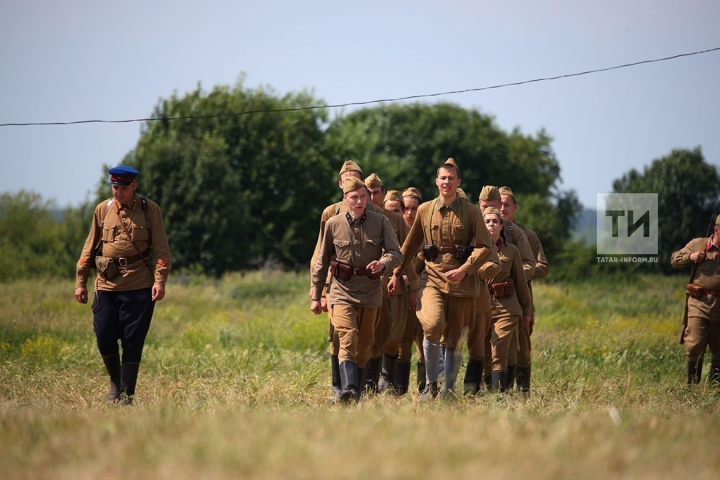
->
<box><xmin>416</xmin><ymin>286</ymin><xmax>474</xmax><ymax>351</ymax></box>
<box><xmin>331</xmin><ymin>303</ymin><xmax>380</xmax><ymax>368</ymax></box>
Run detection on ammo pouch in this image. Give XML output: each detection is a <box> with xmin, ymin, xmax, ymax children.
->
<box><xmin>687</xmin><ymin>283</ymin><xmax>705</xmax><ymax>299</ymax></box>
<box><xmin>330</xmin><ymin>260</ymin><xmax>354</xmax><ymax>282</ymax></box>
<box><xmin>95</xmin><ymin>256</ymin><xmax>119</xmax><ymax>281</ymax></box>
<box><xmin>422</xmin><ymin>244</ymin><xmax>439</xmax><ymax>262</ymax></box>
<box><xmin>455</xmin><ymin>245</ymin><xmax>474</xmax><ymax>262</ymax></box>
<box><xmin>490</xmin><ymin>281</ymin><xmax>514</xmax><ymax>298</ymax></box>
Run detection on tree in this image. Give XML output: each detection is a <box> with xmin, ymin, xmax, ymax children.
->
<box><xmin>613</xmin><ymin>147</ymin><xmax>720</xmax><ymax>273</ymax></box>
<box><xmin>119</xmin><ymin>78</ymin><xmax>333</xmax><ymax>274</ymax></box>
<box><xmin>324</xmin><ymin>102</ymin><xmax>580</xmax><ymax>258</ymax></box>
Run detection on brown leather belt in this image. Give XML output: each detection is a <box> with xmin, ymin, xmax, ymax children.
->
<box><xmin>489</xmin><ymin>280</ymin><xmax>515</xmax><ymax>298</ymax></box>
<box><xmin>330</xmin><ymin>260</ymin><xmax>381</xmax><ymax>280</ymax></box>
<box><xmin>113</xmin><ymin>250</ymin><xmax>150</xmax><ymax>267</ymax></box>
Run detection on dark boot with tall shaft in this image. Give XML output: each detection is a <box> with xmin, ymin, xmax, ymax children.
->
<box><xmin>339</xmin><ymin>361</ymin><xmax>361</xmax><ymax>403</ymax></box>
<box><xmin>119</xmin><ymin>362</ymin><xmax>140</xmax><ymax>406</ymax></box>
<box><xmin>516</xmin><ymin>366</ymin><xmax>531</xmax><ymax>393</ymax></box>
<box><xmin>102</xmin><ymin>353</ymin><xmax>121</xmax><ymax>403</ymax></box>
<box><xmin>331</xmin><ymin>354</ymin><xmax>342</xmax><ymax>399</ymax></box>
<box><xmin>463</xmin><ymin>359</ymin><xmax>483</xmax><ymax>396</ymax></box>
<box><xmin>395</xmin><ymin>362</ymin><xmax>411</xmax><ymax>396</ymax></box>
<box><xmin>379</xmin><ymin>353</ymin><xmax>399</xmax><ymax>393</ymax></box>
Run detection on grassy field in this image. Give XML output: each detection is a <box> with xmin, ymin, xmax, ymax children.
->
<box><xmin>2</xmin><ymin>272</ymin><xmax>720</xmax><ymax>479</ymax></box>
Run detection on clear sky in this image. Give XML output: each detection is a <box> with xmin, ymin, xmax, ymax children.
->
<box><xmin>1</xmin><ymin>0</ymin><xmax>718</xmax><ymax>209</ymax></box>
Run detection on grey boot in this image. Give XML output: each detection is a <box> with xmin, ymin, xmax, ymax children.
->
<box><xmin>516</xmin><ymin>366</ymin><xmax>531</xmax><ymax>392</ymax></box>
<box><xmin>102</xmin><ymin>353</ymin><xmax>121</xmax><ymax>403</ymax></box>
<box><xmin>378</xmin><ymin>353</ymin><xmax>399</xmax><ymax>393</ymax></box>
<box><xmin>119</xmin><ymin>362</ymin><xmax>140</xmax><ymax>405</ymax></box>
<box><xmin>339</xmin><ymin>361</ymin><xmax>361</xmax><ymax>403</ymax></box>
<box><xmin>442</xmin><ymin>348</ymin><xmax>461</xmax><ymax>398</ymax></box>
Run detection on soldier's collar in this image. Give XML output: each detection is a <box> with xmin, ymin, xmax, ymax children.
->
<box><xmin>346</xmin><ymin>211</ymin><xmax>367</xmax><ymax>226</ymax></box>
<box><xmin>439</xmin><ymin>196</ymin><xmax>460</xmax><ymax>211</ymax></box>
<box><xmin>114</xmin><ymin>194</ymin><xmax>138</xmax><ymax>211</ymax></box>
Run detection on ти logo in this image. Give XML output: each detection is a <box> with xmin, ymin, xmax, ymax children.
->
<box><xmin>597</xmin><ymin>193</ymin><xmax>658</xmax><ymax>255</ymax></box>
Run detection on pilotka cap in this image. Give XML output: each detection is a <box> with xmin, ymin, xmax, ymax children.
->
<box><xmin>479</xmin><ymin>185</ymin><xmax>501</xmax><ymax>202</ymax></box>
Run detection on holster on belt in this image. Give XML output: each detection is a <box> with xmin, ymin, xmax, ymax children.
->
<box><xmin>686</xmin><ymin>283</ymin><xmax>704</xmax><ymax>299</ymax></box>
<box><xmin>422</xmin><ymin>245</ymin><xmax>439</xmax><ymax>262</ymax></box>
<box><xmin>330</xmin><ymin>260</ymin><xmax>354</xmax><ymax>281</ymax></box>
<box><xmin>489</xmin><ymin>280</ymin><xmax>514</xmax><ymax>297</ymax></box>
<box><xmin>455</xmin><ymin>244</ymin><xmax>474</xmax><ymax>262</ymax></box>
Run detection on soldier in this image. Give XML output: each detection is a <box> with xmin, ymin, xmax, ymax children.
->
<box><xmin>671</xmin><ymin>215</ymin><xmax>720</xmax><ymax>385</ymax></box>
<box><xmin>309</xmin><ymin>160</ymin><xmax>384</xmax><ymax>400</ymax></box>
<box><xmin>499</xmin><ymin>186</ymin><xmax>549</xmax><ymax>392</ymax></box>
<box><xmin>388</xmin><ymin>159</ymin><xmax>499</xmax><ymax>398</ymax></box>
<box><xmin>74</xmin><ymin>165</ymin><xmax>171</xmax><ymax>405</ymax></box>
<box><xmin>365</xmin><ymin>176</ymin><xmax>416</xmax><ymax>393</ymax></box>
<box><xmin>397</xmin><ymin>187</ymin><xmax>427</xmax><ymax>394</ymax></box>
<box><xmin>473</xmin><ymin>186</ymin><xmax>535</xmax><ymax>390</ymax></box>
<box><xmin>482</xmin><ymin>207</ymin><xmax>532</xmax><ymax>391</ymax></box>
<box><xmin>311</xmin><ymin>177</ymin><xmax>403</xmax><ymax>403</ymax></box>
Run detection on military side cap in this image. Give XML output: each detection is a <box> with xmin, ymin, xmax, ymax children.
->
<box><xmin>365</xmin><ymin>173</ymin><xmax>383</xmax><ymax>189</ymax></box>
<box><xmin>402</xmin><ymin>187</ymin><xmax>422</xmax><ymax>201</ymax></box>
<box><xmin>499</xmin><ymin>186</ymin><xmax>516</xmax><ymax>202</ymax></box>
<box><xmin>457</xmin><ymin>187</ymin><xmax>467</xmax><ymax>200</ymax></box>
<box><xmin>442</xmin><ymin>157</ymin><xmax>460</xmax><ymax>174</ymax></box>
<box><xmin>342</xmin><ymin>176</ymin><xmax>366</xmax><ymax>193</ymax></box>
<box><xmin>383</xmin><ymin>190</ymin><xmax>402</xmax><ymax>205</ymax></box>
<box><xmin>483</xmin><ymin>206</ymin><xmax>502</xmax><ymax>217</ymax></box>
<box><xmin>108</xmin><ymin>165</ymin><xmax>139</xmax><ymax>186</ymax></box>
<box><xmin>479</xmin><ymin>185</ymin><xmax>501</xmax><ymax>201</ymax></box>
<box><xmin>339</xmin><ymin>160</ymin><xmax>363</xmax><ymax>177</ymax></box>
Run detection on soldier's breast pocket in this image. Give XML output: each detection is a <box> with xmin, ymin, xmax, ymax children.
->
<box><xmin>366</xmin><ymin>238</ymin><xmax>383</xmax><ymax>257</ymax></box>
<box><xmin>102</xmin><ymin>225</ymin><xmax>117</xmax><ymax>243</ymax></box>
<box><xmin>131</xmin><ymin>224</ymin><xmax>149</xmax><ymax>242</ymax></box>
<box><xmin>452</xmin><ymin>224</ymin><xmax>465</xmax><ymax>244</ymax></box>
<box><xmin>333</xmin><ymin>239</ymin><xmax>350</xmax><ymax>258</ymax></box>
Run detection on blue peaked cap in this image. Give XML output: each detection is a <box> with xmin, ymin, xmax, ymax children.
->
<box><xmin>108</xmin><ymin>165</ymin><xmax>139</xmax><ymax>185</ymax></box>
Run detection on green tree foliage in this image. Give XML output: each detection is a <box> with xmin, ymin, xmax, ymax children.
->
<box><xmin>613</xmin><ymin>147</ymin><xmax>720</xmax><ymax>273</ymax></box>
<box><xmin>120</xmin><ymin>78</ymin><xmax>333</xmax><ymax>275</ymax></box>
<box><xmin>0</xmin><ymin>191</ymin><xmax>90</xmax><ymax>281</ymax></box>
<box><xmin>324</xmin><ymin>102</ymin><xmax>580</xmax><ymax>258</ymax></box>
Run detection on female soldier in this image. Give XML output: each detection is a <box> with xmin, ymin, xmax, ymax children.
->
<box><xmin>483</xmin><ymin>207</ymin><xmax>532</xmax><ymax>392</ymax></box>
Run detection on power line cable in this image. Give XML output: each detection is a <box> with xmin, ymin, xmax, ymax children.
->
<box><xmin>2</xmin><ymin>46</ymin><xmax>719</xmax><ymax>128</ymax></box>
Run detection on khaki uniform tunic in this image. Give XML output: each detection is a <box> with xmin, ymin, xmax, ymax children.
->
<box><xmin>671</xmin><ymin>238</ymin><xmax>720</xmax><ymax>362</ymax></box>
<box><xmin>76</xmin><ymin>195</ymin><xmax>171</xmax><ymax>291</ymax></box>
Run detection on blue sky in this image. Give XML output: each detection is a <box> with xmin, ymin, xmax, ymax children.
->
<box><xmin>1</xmin><ymin>0</ymin><xmax>718</xmax><ymax>209</ymax></box>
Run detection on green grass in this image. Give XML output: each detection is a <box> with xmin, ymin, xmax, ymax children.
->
<box><xmin>1</xmin><ymin>272</ymin><xmax>719</xmax><ymax>479</ymax></box>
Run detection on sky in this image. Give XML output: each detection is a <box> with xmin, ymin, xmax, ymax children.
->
<box><xmin>1</xmin><ymin>0</ymin><xmax>719</xmax><ymax>210</ymax></box>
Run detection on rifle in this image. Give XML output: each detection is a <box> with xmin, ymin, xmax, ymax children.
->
<box><xmin>679</xmin><ymin>213</ymin><xmax>716</xmax><ymax>344</ymax></box>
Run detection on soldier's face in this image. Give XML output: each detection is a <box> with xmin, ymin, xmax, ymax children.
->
<box><xmin>479</xmin><ymin>199</ymin><xmax>501</xmax><ymax>213</ymax></box>
<box><xmin>500</xmin><ymin>195</ymin><xmax>517</xmax><ymax>222</ymax></box>
<box><xmin>368</xmin><ymin>186</ymin><xmax>385</xmax><ymax>207</ymax></box>
<box><xmin>403</xmin><ymin>197</ymin><xmax>420</xmax><ymax>227</ymax></box>
<box><xmin>436</xmin><ymin>168</ymin><xmax>461</xmax><ymax>198</ymax></box>
<box><xmin>344</xmin><ymin>188</ymin><xmax>368</xmax><ymax>216</ymax></box>
<box><xmin>484</xmin><ymin>214</ymin><xmax>502</xmax><ymax>240</ymax></box>
<box><xmin>384</xmin><ymin>200</ymin><xmax>403</xmax><ymax>214</ymax></box>
<box><xmin>112</xmin><ymin>182</ymin><xmax>137</xmax><ymax>205</ymax></box>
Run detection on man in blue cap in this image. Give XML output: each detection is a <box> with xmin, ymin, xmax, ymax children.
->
<box><xmin>74</xmin><ymin>165</ymin><xmax>172</xmax><ymax>405</ymax></box>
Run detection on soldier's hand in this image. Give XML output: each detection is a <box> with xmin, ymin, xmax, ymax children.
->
<box><xmin>366</xmin><ymin>260</ymin><xmax>385</xmax><ymax>275</ymax></box>
<box><xmin>75</xmin><ymin>287</ymin><xmax>88</xmax><ymax>304</ymax></box>
<box><xmin>320</xmin><ymin>297</ymin><xmax>328</xmax><ymax>312</ymax></box>
<box><xmin>691</xmin><ymin>251</ymin><xmax>706</xmax><ymax>263</ymax></box>
<box><xmin>444</xmin><ymin>268</ymin><xmax>467</xmax><ymax>283</ymax></box>
<box><xmin>311</xmin><ymin>301</ymin><xmax>323</xmax><ymax>315</ymax></box>
<box><xmin>522</xmin><ymin>316</ymin><xmax>531</xmax><ymax>330</ymax></box>
<box><xmin>409</xmin><ymin>290</ymin><xmax>418</xmax><ymax>311</ymax></box>
<box><xmin>387</xmin><ymin>275</ymin><xmax>398</xmax><ymax>293</ymax></box>
<box><xmin>152</xmin><ymin>284</ymin><xmax>165</xmax><ymax>302</ymax></box>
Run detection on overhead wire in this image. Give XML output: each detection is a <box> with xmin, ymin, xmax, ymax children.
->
<box><xmin>1</xmin><ymin>46</ymin><xmax>718</xmax><ymax>128</ymax></box>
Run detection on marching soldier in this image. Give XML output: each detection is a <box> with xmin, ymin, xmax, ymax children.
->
<box><xmin>311</xmin><ymin>177</ymin><xmax>403</xmax><ymax>403</ymax></box>
<box><xmin>74</xmin><ymin>165</ymin><xmax>171</xmax><ymax>405</ymax></box>
<box><xmin>473</xmin><ymin>185</ymin><xmax>535</xmax><ymax>389</ymax></box>
<box><xmin>482</xmin><ymin>207</ymin><xmax>532</xmax><ymax>391</ymax></box>
<box><xmin>671</xmin><ymin>215</ymin><xmax>720</xmax><ymax>385</ymax></box>
<box><xmin>388</xmin><ymin>159</ymin><xmax>499</xmax><ymax>398</ymax></box>
<box><xmin>499</xmin><ymin>186</ymin><xmax>549</xmax><ymax>392</ymax></box>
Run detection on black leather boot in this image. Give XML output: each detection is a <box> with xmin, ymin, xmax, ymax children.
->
<box><xmin>506</xmin><ymin>364</ymin><xmax>517</xmax><ymax>391</ymax></box>
<box><xmin>463</xmin><ymin>359</ymin><xmax>483</xmax><ymax>395</ymax></box>
<box><xmin>395</xmin><ymin>362</ymin><xmax>411</xmax><ymax>396</ymax></box>
<box><xmin>364</xmin><ymin>356</ymin><xmax>381</xmax><ymax>395</ymax></box>
<box><xmin>491</xmin><ymin>371</ymin><xmax>508</xmax><ymax>392</ymax></box>
<box><xmin>687</xmin><ymin>360</ymin><xmax>699</xmax><ymax>385</ymax></box>
<box><xmin>331</xmin><ymin>354</ymin><xmax>342</xmax><ymax>399</ymax></box>
<box><xmin>119</xmin><ymin>362</ymin><xmax>140</xmax><ymax>405</ymax></box>
<box><xmin>482</xmin><ymin>374</ymin><xmax>492</xmax><ymax>391</ymax></box>
<box><xmin>420</xmin><ymin>381</ymin><xmax>438</xmax><ymax>401</ymax></box>
<box><xmin>696</xmin><ymin>357</ymin><xmax>705</xmax><ymax>384</ymax></box>
<box><xmin>417</xmin><ymin>362</ymin><xmax>426</xmax><ymax>394</ymax></box>
<box><xmin>339</xmin><ymin>361</ymin><xmax>361</xmax><ymax>403</ymax></box>
<box><xmin>379</xmin><ymin>353</ymin><xmax>399</xmax><ymax>393</ymax></box>
<box><xmin>516</xmin><ymin>366</ymin><xmax>531</xmax><ymax>392</ymax></box>
<box><xmin>102</xmin><ymin>353</ymin><xmax>121</xmax><ymax>403</ymax></box>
